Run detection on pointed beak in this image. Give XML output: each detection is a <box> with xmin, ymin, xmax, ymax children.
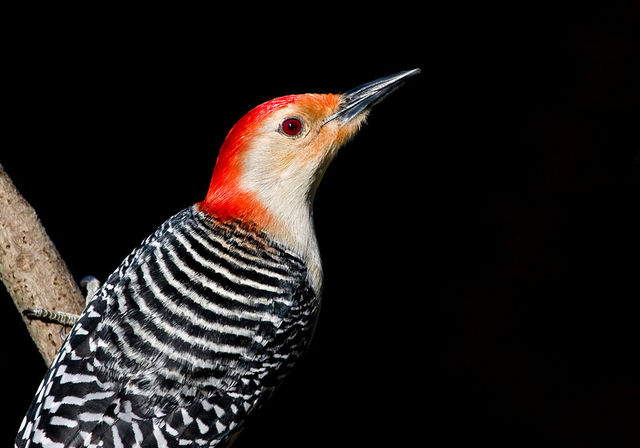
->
<box><xmin>324</xmin><ymin>68</ymin><xmax>421</xmax><ymax>125</ymax></box>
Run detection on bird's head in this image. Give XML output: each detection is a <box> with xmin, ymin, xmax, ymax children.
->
<box><xmin>199</xmin><ymin>69</ymin><xmax>419</xmax><ymax>264</ymax></box>
<box><xmin>200</xmin><ymin>69</ymin><xmax>419</xmax><ymax>230</ymax></box>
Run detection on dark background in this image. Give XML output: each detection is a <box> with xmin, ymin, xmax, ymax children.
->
<box><xmin>3</xmin><ymin>3</ymin><xmax>639</xmax><ymax>447</ymax></box>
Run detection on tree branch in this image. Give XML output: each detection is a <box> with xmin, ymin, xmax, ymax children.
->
<box><xmin>0</xmin><ymin>164</ymin><xmax>85</xmax><ymax>366</ymax></box>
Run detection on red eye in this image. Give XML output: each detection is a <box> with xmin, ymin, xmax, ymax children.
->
<box><xmin>282</xmin><ymin>118</ymin><xmax>302</xmax><ymax>136</ymax></box>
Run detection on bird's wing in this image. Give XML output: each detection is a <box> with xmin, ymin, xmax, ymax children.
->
<box><xmin>16</xmin><ymin>206</ymin><xmax>317</xmax><ymax>448</ymax></box>
<box><xmin>15</xmin><ymin>215</ymin><xmax>179</xmax><ymax>447</ymax></box>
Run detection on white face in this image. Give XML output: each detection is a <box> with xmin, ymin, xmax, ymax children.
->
<box><xmin>242</xmin><ymin>107</ymin><xmax>333</xmax><ymax>206</ymax></box>
<box><xmin>234</xmin><ymin>94</ymin><xmax>367</xmax><ymax>291</ymax></box>
<box><xmin>239</xmin><ymin>95</ymin><xmax>366</xmax><ymax>230</ymax></box>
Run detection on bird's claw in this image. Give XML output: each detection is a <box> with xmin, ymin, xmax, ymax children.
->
<box><xmin>22</xmin><ymin>275</ymin><xmax>101</xmax><ymax>327</ymax></box>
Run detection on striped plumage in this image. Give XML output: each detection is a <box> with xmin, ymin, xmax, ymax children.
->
<box><xmin>16</xmin><ymin>206</ymin><xmax>319</xmax><ymax>447</ymax></box>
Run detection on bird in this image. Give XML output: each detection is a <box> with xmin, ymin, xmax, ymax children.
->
<box><xmin>15</xmin><ymin>68</ymin><xmax>420</xmax><ymax>448</ymax></box>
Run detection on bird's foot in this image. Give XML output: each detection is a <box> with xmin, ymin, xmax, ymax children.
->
<box><xmin>22</xmin><ymin>275</ymin><xmax>101</xmax><ymax>333</ymax></box>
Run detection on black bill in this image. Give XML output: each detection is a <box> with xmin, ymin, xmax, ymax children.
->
<box><xmin>325</xmin><ymin>68</ymin><xmax>421</xmax><ymax>125</ymax></box>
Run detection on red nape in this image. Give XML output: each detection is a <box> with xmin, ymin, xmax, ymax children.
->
<box><xmin>198</xmin><ymin>95</ymin><xmax>299</xmax><ymax>225</ymax></box>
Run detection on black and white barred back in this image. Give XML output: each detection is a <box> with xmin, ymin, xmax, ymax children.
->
<box><xmin>16</xmin><ymin>206</ymin><xmax>320</xmax><ymax>448</ymax></box>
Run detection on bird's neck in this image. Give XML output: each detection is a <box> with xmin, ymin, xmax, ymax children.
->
<box><xmin>199</xmin><ymin>180</ymin><xmax>323</xmax><ymax>293</ymax></box>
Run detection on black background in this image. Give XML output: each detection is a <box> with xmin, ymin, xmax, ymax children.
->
<box><xmin>3</xmin><ymin>3</ymin><xmax>639</xmax><ymax>447</ymax></box>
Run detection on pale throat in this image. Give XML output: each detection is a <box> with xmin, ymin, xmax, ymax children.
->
<box><xmin>239</xmin><ymin>148</ymin><xmax>326</xmax><ymax>294</ymax></box>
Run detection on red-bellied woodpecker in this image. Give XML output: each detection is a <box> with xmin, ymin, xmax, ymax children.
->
<box><xmin>16</xmin><ymin>69</ymin><xmax>420</xmax><ymax>448</ymax></box>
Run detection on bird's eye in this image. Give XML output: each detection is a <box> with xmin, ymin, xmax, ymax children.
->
<box><xmin>281</xmin><ymin>118</ymin><xmax>302</xmax><ymax>137</ymax></box>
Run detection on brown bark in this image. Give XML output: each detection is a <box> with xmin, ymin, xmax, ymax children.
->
<box><xmin>0</xmin><ymin>164</ymin><xmax>85</xmax><ymax>365</ymax></box>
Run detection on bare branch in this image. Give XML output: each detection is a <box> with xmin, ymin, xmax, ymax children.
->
<box><xmin>0</xmin><ymin>164</ymin><xmax>85</xmax><ymax>365</ymax></box>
